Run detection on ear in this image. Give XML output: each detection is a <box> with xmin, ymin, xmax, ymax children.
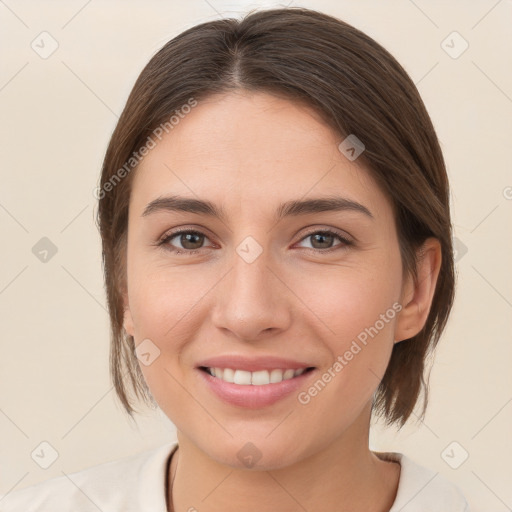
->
<box><xmin>122</xmin><ymin>289</ymin><xmax>135</xmax><ymax>338</ymax></box>
<box><xmin>394</xmin><ymin>237</ymin><xmax>442</xmax><ymax>344</ymax></box>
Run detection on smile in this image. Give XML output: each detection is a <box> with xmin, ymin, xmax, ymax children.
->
<box><xmin>200</xmin><ymin>367</ymin><xmax>314</xmax><ymax>385</ymax></box>
<box><xmin>197</xmin><ymin>365</ymin><xmax>317</xmax><ymax>409</ymax></box>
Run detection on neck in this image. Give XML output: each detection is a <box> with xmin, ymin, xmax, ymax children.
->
<box><xmin>167</xmin><ymin>406</ymin><xmax>400</xmax><ymax>512</ymax></box>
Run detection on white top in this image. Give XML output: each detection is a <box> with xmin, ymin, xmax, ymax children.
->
<box><xmin>0</xmin><ymin>442</ymin><xmax>470</xmax><ymax>511</ymax></box>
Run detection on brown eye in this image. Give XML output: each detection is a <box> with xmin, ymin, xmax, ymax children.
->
<box><xmin>310</xmin><ymin>232</ymin><xmax>336</xmax><ymax>249</ymax></box>
<box><xmin>176</xmin><ymin>232</ymin><xmax>205</xmax><ymax>250</ymax></box>
<box><xmin>159</xmin><ymin>229</ymin><xmax>212</xmax><ymax>255</ymax></box>
<box><xmin>297</xmin><ymin>230</ymin><xmax>353</xmax><ymax>252</ymax></box>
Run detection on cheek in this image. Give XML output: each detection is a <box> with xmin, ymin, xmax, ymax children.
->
<box><xmin>290</xmin><ymin>261</ymin><xmax>401</xmax><ymax>409</ymax></box>
<box><xmin>127</xmin><ymin>266</ymin><xmax>207</xmax><ymax>415</ymax></box>
<box><xmin>292</xmin><ymin>259</ymin><xmax>401</xmax><ymax>347</ymax></box>
<box><xmin>125</xmin><ymin>263</ymin><xmax>218</xmax><ymax>402</ymax></box>
<box><xmin>127</xmin><ymin>260</ymin><xmax>215</xmax><ymax>341</ymax></box>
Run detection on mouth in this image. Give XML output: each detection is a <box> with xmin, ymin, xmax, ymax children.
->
<box><xmin>195</xmin><ymin>363</ymin><xmax>318</xmax><ymax>409</ymax></box>
<box><xmin>198</xmin><ymin>366</ymin><xmax>316</xmax><ymax>385</ymax></box>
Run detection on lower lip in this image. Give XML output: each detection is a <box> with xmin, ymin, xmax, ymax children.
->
<box><xmin>196</xmin><ymin>368</ymin><xmax>316</xmax><ymax>409</ymax></box>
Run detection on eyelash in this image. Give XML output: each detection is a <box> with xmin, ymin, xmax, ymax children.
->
<box><xmin>156</xmin><ymin>227</ymin><xmax>354</xmax><ymax>256</ymax></box>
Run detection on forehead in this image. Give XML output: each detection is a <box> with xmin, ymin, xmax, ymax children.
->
<box><xmin>130</xmin><ymin>91</ymin><xmax>390</xmax><ymax>222</ymax></box>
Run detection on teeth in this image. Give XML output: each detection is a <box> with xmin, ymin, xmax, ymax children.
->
<box><xmin>270</xmin><ymin>369</ymin><xmax>284</xmax><ymax>383</ymax></box>
<box><xmin>234</xmin><ymin>369</ymin><xmax>252</xmax><ymax>385</ymax></box>
<box><xmin>206</xmin><ymin>367</ymin><xmax>308</xmax><ymax>385</ymax></box>
<box><xmin>252</xmin><ymin>370</ymin><xmax>270</xmax><ymax>385</ymax></box>
<box><xmin>222</xmin><ymin>368</ymin><xmax>235</xmax><ymax>383</ymax></box>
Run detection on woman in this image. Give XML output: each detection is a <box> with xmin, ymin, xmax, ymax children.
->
<box><xmin>1</xmin><ymin>7</ymin><xmax>470</xmax><ymax>511</ymax></box>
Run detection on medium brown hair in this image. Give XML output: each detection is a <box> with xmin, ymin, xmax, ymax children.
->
<box><xmin>95</xmin><ymin>7</ymin><xmax>455</xmax><ymax>428</ymax></box>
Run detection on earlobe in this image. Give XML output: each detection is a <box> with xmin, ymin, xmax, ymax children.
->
<box><xmin>394</xmin><ymin>238</ymin><xmax>442</xmax><ymax>343</ymax></box>
<box><xmin>122</xmin><ymin>292</ymin><xmax>135</xmax><ymax>337</ymax></box>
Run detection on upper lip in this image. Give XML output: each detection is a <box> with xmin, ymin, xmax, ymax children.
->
<box><xmin>196</xmin><ymin>355</ymin><xmax>315</xmax><ymax>372</ymax></box>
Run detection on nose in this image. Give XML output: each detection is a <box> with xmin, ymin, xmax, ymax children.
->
<box><xmin>211</xmin><ymin>244</ymin><xmax>292</xmax><ymax>342</ymax></box>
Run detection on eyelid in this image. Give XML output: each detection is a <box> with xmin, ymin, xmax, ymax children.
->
<box><xmin>157</xmin><ymin>227</ymin><xmax>216</xmax><ymax>252</ymax></box>
<box><xmin>158</xmin><ymin>225</ymin><xmax>353</xmax><ymax>243</ymax></box>
<box><xmin>157</xmin><ymin>225</ymin><xmax>215</xmax><ymax>243</ymax></box>
<box><xmin>157</xmin><ymin>225</ymin><xmax>354</xmax><ymax>255</ymax></box>
<box><xmin>297</xmin><ymin>225</ymin><xmax>354</xmax><ymax>243</ymax></box>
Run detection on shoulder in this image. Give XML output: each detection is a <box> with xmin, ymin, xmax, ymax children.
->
<box><xmin>0</xmin><ymin>442</ymin><xmax>177</xmax><ymax>512</ymax></box>
<box><xmin>377</xmin><ymin>451</ymin><xmax>471</xmax><ymax>511</ymax></box>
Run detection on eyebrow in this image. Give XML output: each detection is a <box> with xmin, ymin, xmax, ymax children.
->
<box><xmin>141</xmin><ymin>195</ymin><xmax>374</xmax><ymax>221</ymax></box>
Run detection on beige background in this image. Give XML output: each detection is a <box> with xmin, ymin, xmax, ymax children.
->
<box><xmin>1</xmin><ymin>1</ymin><xmax>511</xmax><ymax>511</ymax></box>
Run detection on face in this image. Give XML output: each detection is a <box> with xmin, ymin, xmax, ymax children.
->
<box><xmin>122</xmin><ymin>91</ymin><xmax>410</xmax><ymax>469</ymax></box>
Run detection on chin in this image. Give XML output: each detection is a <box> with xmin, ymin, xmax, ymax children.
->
<box><xmin>203</xmin><ymin>435</ymin><xmax>308</xmax><ymax>471</ymax></box>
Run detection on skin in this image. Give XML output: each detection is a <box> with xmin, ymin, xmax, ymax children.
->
<box><xmin>122</xmin><ymin>91</ymin><xmax>442</xmax><ymax>512</ymax></box>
